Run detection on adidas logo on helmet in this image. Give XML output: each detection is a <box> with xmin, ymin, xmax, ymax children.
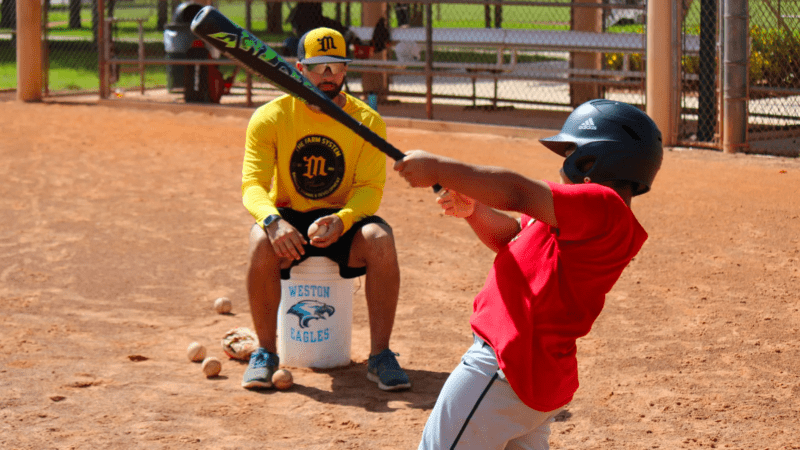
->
<box><xmin>578</xmin><ymin>118</ymin><xmax>597</xmax><ymax>130</ymax></box>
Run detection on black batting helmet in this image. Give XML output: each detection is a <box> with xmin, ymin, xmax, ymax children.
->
<box><xmin>539</xmin><ymin>99</ymin><xmax>663</xmax><ymax>196</ymax></box>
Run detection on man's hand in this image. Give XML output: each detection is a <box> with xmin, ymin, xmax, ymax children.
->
<box><xmin>437</xmin><ymin>189</ymin><xmax>476</xmax><ymax>218</ymax></box>
<box><xmin>266</xmin><ymin>220</ymin><xmax>306</xmax><ymax>260</ymax></box>
<box><xmin>393</xmin><ymin>150</ymin><xmax>441</xmax><ymax>188</ymax></box>
<box><xmin>308</xmin><ymin>214</ymin><xmax>344</xmax><ymax>248</ymax></box>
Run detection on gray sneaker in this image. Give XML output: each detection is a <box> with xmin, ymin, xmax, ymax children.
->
<box><xmin>242</xmin><ymin>348</ymin><xmax>279</xmax><ymax>389</ymax></box>
<box><xmin>367</xmin><ymin>349</ymin><xmax>411</xmax><ymax>391</ymax></box>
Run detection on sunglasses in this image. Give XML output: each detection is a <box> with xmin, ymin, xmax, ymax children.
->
<box><xmin>303</xmin><ymin>62</ymin><xmax>347</xmax><ymax>75</ymax></box>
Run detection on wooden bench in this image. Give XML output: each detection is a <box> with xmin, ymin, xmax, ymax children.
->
<box><xmin>349</xmin><ymin>26</ymin><xmax>700</xmax><ymax>104</ymax></box>
<box><xmin>353</xmin><ymin>26</ymin><xmax>701</xmax><ymax>54</ymax></box>
<box><xmin>350</xmin><ymin>27</ymin><xmax>700</xmax><ymax>76</ymax></box>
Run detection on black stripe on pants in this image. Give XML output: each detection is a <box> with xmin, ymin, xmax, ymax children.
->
<box><xmin>449</xmin><ymin>372</ymin><xmax>500</xmax><ymax>450</ymax></box>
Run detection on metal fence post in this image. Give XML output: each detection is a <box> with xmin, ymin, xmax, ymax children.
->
<box><xmin>43</xmin><ymin>0</ymin><xmax>50</xmax><ymax>97</ymax></box>
<box><xmin>98</xmin><ymin>0</ymin><xmax>108</xmax><ymax>99</ymax></box>
<box><xmin>722</xmin><ymin>0</ymin><xmax>748</xmax><ymax>153</ymax></box>
<box><xmin>138</xmin><ymin>19</ymin><xmax>145</xmax><ymax>95</ymax></box>
<box><xmin>647</xmin><ymin>0</ymin><xmax>676</xmax><ymax>146</ymax></box>
<box><xmin>16</xmin><ymin>0</ymin><xmax>42</xmax><ymax>101</ymax></box>
<box><xmin>425</xmin><ymin>1</ymin><xmax>433</xmax><ymax>120</ymax></box>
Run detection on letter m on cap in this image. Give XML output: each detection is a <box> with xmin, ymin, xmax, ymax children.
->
<box><xmin>317</xmin><ymin>36</ymin><xmax>337</xmax><ymax>52</ymax></box>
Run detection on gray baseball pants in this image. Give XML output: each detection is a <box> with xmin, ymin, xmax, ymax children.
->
<box><xmin>418</xmin><ymin>335</ymin><xmax>565</xmax><ymax>450</ymax></box>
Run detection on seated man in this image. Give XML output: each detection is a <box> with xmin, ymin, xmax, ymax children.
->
<box><xmin>241</xmin><ymin>27</ymin><xmax>410</xmax><ymax>392</ymax></box>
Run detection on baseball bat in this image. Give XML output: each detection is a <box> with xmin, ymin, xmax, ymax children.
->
<box><xmin>190</xmin><ymin>6</ymin><xmax>441</xmax><ymax>192</ymax></box>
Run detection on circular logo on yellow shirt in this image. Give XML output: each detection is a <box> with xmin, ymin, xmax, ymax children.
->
<box><xmin>290</xmin><ymin>135</ymin><xmax>345</xmax><ymax>199</ymax></box>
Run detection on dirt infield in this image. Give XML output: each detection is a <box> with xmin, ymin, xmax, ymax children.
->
<box><xmin>1</xmin><ymin>101</ymin><xmax>799</xmax><ymax>450</ymax></box>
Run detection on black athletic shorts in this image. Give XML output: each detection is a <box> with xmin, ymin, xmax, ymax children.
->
<box><xmin>269</xmin><ymin>208</ymin><xmax>390</xmax><ymax>280</ymax></box>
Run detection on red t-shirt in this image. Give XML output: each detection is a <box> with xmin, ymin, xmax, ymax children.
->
<box><xmin>470</xmin><ymin>181</ymin><xmax>648</xmax><ymax>412</ymax></box>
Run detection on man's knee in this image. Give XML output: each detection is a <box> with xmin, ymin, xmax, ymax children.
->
<box><xmin>248</xmin><ymin>224</ymin><xmax>279</xmax><ymax>267</ymax></box>
<box><xmin>361</xmin><ymin>222</ymin><xmax>396</xmax><ymax>253</ymax></box>
<box><xmin>359</xmin><ymin>223</ymin><xmax>397</xmax><ymax>261</ymax></box>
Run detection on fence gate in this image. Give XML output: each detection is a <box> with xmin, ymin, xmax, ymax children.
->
<box><xmin>678</xmin><ymin>0</ymin><xmax>800</xmax><ymax>156</ymax></box>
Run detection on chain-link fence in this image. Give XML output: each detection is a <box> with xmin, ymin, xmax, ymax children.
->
<box><xmin>40</xmin><ymin>0</ymin><xmax>102</xmax><ymax>95</ymax></box>
<box><xmin>0</xmin><ymin>0</ymin><xmax>17</xmax><ymax>93</ymax></box>
<box><xmin>43</xmin><ymin>0</ymin><xmax>648</xmax><ymax>111</ymax></box>
<box><xmin>6</xmin><ymin>1</ymin><xmax>795</xmax><ymax>154</ymax></box>
<box><xmin>345</xmin><ymin>0</ymin><xmax>647</xmax><ymax>111</ymax></box>
<box><xmin>679</xmin><ymin>0</ymin><xmax>800</xmax><ymax>155</ymax></box>
<box><xmin>3</xmin><ymin>1</ymin><xmax>648</xmax><ymax>108</ymax></box>
<box><xmin>0</xmin><ymin>0</ymin><xmax>294</xmax><ymax>95</ymax></box>
<box><xmin>36</xmin><ymin>0</ymin><xmax>290</xmax><ymax>95</ymax></box>
<box><xmin>748</xmin><ymin>0</ymin><xmax>800</xmax><ymax>155</ymax></box>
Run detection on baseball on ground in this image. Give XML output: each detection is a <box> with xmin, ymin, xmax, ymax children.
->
<box><xmin>272</xmin><ymin>369</ymin><xmax>293</xmax><ymax>390</ymax></box>
<box><xmin>187</xmin><ymin>342</ymin><xmax>206</xmax><ymax>362</ymax></box>
<box><xmin>202</xmin><ymin>356</ymin><xmax>222</xmax><ymax>377</ymax></box>
<box><xmin>307</xmin><ymin>222</ymin><xmax>328</xmax><ymax>239</ymax></box>
<box><xmin>213</xmin><ymin>297</ymin><xmax>232</xmax><ymax>314</ymax></box>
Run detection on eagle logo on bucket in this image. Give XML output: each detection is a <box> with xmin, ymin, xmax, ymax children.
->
<box><xmin>288</xmin><ymin>300</ymin><xmax>336</xmax><ymax>328</ymax></box>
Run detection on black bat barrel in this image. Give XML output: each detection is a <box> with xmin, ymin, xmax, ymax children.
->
<box><xmin>190</xmin><ymin>6</ymin><xmax>408</xmax><ymax>163</ymax></box>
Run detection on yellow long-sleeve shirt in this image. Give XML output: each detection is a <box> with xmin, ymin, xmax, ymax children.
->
<box><xmin>242</xmin><ymin>93</ymin><xmax>387</xmax><ymax>233</ymax></box>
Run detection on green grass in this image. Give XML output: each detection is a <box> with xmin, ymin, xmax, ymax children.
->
<box><xmin>683</xmin><ymin>0</ymin><xmax>799</xmax><ymax>33</ymax></box>
<box><xmin>0</xmin><ymin>41</ymin><xmax>16</xmax><ymax>89</ymax></box>
<box><xmin>0</xmin><ymin>69</ymin><xmax>16</xmax><ymax>88</ymax></box>
<box><xmin>0</xmin><ymin>39</ymin><xmax>173</xmax><ymax>91</ymax></box>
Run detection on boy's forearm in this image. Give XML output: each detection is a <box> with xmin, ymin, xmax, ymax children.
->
<box><xmin>464</xmin><ymin>203</ymin><xmax>521</xmax><ymax>253</ymax></box>
<box><xmin>435</xmin><ymin>157</ymin><xmax>557</xmax><ymax>227</ymax></box>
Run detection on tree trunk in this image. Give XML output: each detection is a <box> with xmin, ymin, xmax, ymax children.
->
<box><xmin>409</xmin><ymin>4</ymin><xmax>423</xmax><ymax>27</ymax></box>
<box><xmin>69</xmin><ymin>0</ymin><xmax>81</xmax><ymax>29</ymax></box>
<box><xmin>266</xmin><ymin>1</ymin><xmax>281</xmax><ymax>33</ymax></box>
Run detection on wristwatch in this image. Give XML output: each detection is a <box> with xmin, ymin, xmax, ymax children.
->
<box><xmin>262</xmin><ymin>214</ymin><xmax>281</xmax><ymax>229</ymax></box>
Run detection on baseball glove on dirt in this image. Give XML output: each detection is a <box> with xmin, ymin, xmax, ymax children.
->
<box><xmin>221</xmin><ymin>326</ymin><xmax>259</xmax><ymax>360</ymax></box>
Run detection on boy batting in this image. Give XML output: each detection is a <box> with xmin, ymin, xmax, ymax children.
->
<box><xmin>394</xmin><ymin>99</ymin><xmax>663</xmax><ymax>449</ymax></box>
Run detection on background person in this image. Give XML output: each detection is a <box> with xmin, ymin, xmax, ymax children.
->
<box><xmin>284</xmin><ymin>2</ymin><xmax>358</xmax><ymax>57</ymax></box>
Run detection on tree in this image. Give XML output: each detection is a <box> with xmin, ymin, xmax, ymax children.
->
<box><xmin>266</xmin><ymin>1</ymin><xmax>281</xmax><ymax>33</ymax></box>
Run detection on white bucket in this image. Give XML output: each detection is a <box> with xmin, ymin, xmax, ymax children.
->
<box><xmin>277</xmin><ymin>257</ymin><xmax>354</xmax><ymax>368</ymax></box>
